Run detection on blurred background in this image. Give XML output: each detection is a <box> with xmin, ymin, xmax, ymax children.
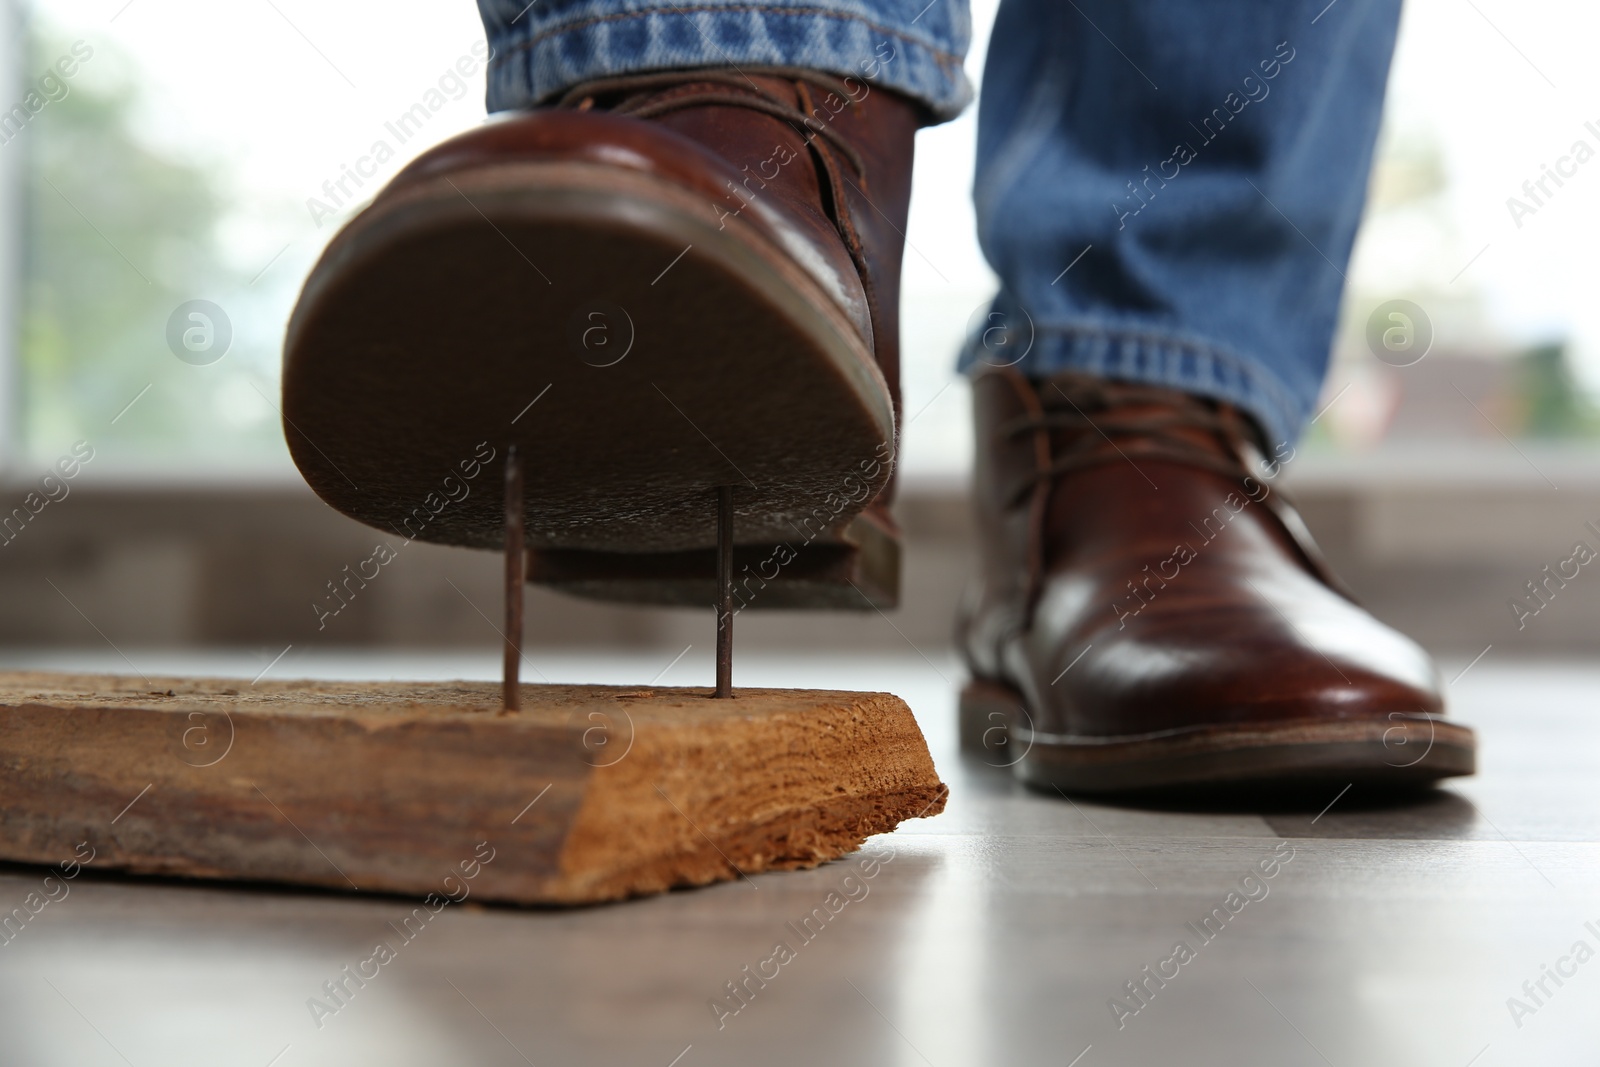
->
<box><xmin>0</xmin><ymin>0</ymin><xmax>1595</xmax><ymax>676</ymax></box>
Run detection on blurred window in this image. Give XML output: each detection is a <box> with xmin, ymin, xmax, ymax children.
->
<box><xmin>14</xmin><ymin>0</ymin><xmax>490</xmax><ymax>474</ymax></box>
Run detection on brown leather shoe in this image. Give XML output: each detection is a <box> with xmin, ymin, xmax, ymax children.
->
<box><xmin>957</xmin><ymin>368</ymin><xmax>1476</xmax><ymax>794</ymax></box>
<box><xmin>282</xmin><ymin>68</ymin><xmax>923</xmax><ymax>608</ymax></box>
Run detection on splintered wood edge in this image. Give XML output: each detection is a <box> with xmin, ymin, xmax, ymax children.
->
<box><xmin>549</xmin><ymin>689</ymin><xmax>948</xmax><ymax>903</ymax></box>
<box><xmin>0</xmin><ymin>672</ymin><xmax>947</xmax><ymax>905</ymax></box>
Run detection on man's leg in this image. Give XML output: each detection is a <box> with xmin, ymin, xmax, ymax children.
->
<box><xmin>969</xmin><ymin>0</ymin><xmax>1398</xmax><ymax>445</ymax></box>
<box><xmin>958</xmin><ymin>0</ymin><xmax>1479</xmax><ymax>792</ymax></box>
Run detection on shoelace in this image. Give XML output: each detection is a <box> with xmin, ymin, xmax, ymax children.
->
<box><xmin>992</xmin><ymin>370</ymin><xmax>1353</xmax><ymax>607</ymax></box>
<box><xmin>1000</xmin><ymin>374</ymin><xmax>1263</xmax><ymax>509</ymax></box>
<box><xmin>554</xmin><ymin>67</ymin><xmax>869</xmax><ymax>178</ymax></box>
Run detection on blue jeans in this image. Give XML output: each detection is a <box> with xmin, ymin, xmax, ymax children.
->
<box><xmin>477</xmin><ymin>0</ymin><xmax>1400</xmax><ymax>449</ymax></box>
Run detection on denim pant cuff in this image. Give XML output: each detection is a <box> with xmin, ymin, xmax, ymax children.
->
<box><xmin>961</xmin><ymin>319</ymin><xmax>1309</xmax><ymax>451</ymax></box>
<box><xmin>484</xmin><ymin>4</ymin><xmax>972</xmax><ymax>120</ymax></box>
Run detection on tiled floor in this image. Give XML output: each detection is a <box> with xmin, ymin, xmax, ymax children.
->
<box><xmin>0</xmin><ymin>649</ymin><xmax>1594</xmax><ymax>1066</ymax></box>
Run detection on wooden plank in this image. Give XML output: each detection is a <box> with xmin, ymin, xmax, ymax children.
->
<box><xmin>0</xmin><ymin>672</ymin><xmax>946</xmax><ymax>905</ymax></box>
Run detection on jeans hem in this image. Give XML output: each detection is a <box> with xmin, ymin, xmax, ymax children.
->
<box><xmin>960</xmin><ymin>319</ymin><xmax>1309</xmax><ymax>450</ymax></box>
<box><xmin>486</xmin><ymin>6</ymin><xmax>972</xmax><ymax>120</ymax></box>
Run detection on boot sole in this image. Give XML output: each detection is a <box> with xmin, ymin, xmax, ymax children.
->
<box><xmin>283</xmin><ymin>161</ymin><xmax>895</xmax><ymax>604</ymax></box>
<box><xmin>959</xmin><ymin>678</ymin><xmax>1476</xmax><ymax>795</ymax></box>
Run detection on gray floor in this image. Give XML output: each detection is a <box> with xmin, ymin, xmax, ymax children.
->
<box><xmin>0</xmin><ymin>648</ymin><xmax>1594</xmax><ymax>1067</ymax></box>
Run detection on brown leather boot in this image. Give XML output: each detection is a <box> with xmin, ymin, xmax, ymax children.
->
<box><xmin>282</xmin><ymin>68</ymin><xmax>923</xmax><ymax>608</ymax></box>
<box><xmin>957</xmin><ymin>367</ymin><xmax>1476</xmax><ymax>795</ymax></box>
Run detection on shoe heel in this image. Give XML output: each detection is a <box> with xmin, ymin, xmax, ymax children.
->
<box><xmin>527</xmin><ymin>509</ymin><xmax>899</xmax><ymax>610</ymax></box>
<box><xmin>958</xmin><ymin>679</ymin><xmax>1027</xmax><ymax>760</ymax></box>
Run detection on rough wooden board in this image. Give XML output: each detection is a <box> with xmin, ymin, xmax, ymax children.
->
<box><xmin>0</xmin><ymin>672</ymin><xmax>946</xmax><ymax>905</ymax></box>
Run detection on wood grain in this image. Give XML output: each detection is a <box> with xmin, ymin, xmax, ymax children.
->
<box><xmin>0</xmin><ymin>672</ymin><xmax>946</xmax><ymax>905</ymax></box>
